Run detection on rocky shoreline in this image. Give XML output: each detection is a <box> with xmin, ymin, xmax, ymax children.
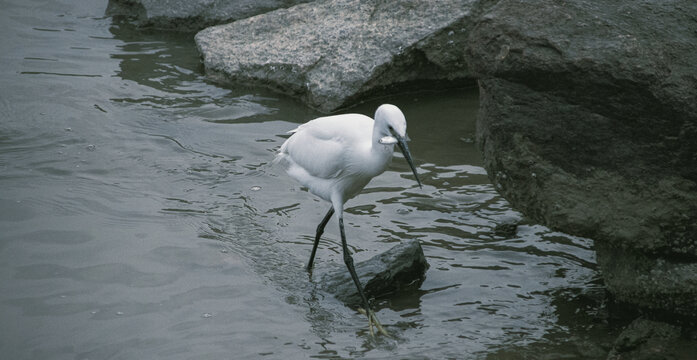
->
<box><xmin>194</xmin><ymin>0</ymin><xmax>477</xmax><ymax>112</ymax></box>
<box><xmin>108</xmin><ymin>0</ymin><xmax>697</xmax><ymax>356</ymax></box>
<box><xmin>466</xmin><ymin>0</ymin><xmax>697</xmax><ymax>321</ymax></box>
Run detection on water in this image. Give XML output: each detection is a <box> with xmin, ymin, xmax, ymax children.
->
<box><xmin>0</xmin><ymin>1</ymin><xmax>609</xmax><ymax>358</ymax></box>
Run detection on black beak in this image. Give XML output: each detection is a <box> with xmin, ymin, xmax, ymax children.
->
<box><xmin>396</xmin><ymin>134</ymin><xmax>422</xmax><ymax>189</ymax></box>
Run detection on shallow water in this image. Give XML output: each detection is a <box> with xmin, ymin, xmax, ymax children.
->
<box><xmin>0</xmin><ymin>1</ymin><xmax>609</xmax><ymax>359</ymax></box>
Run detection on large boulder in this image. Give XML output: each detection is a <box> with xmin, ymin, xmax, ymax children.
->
<box><xmin>194</xmin><ymin>0</ymin><xmax>478</xmax><ymax>112</ymax></box>
<box><xmin>465</xmin><ymin>0</ymin><xmax>697</xmax><ymax>317</ymax></box>
<box><xmin>106</xmin><ymin>0</ymin><xmax>314</xmax><ymax>31</ymax></box>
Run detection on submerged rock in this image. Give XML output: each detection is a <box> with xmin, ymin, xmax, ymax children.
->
<box><xmin>106</xmin><ymin>0</ymin><xmax>314</xmax><ymax>31</ymax></box>
<box><xmin>321</xmin><ymin>239</ymin><xmax>428</xmax><ymax>306</ymax></box>
<box><xmin>466</xmin><ymin>0</ymin><xmax>697</xmax><ymax>317</ymax></box>
<box><xmin>606</xmin><ymin>318</ymin><xmax>697</xmax><ymax>360</ymax></box>
<box><xmin>195</xmin><ymin>0</ymin><xmax>477</xmax><ymax>112</ymax></box>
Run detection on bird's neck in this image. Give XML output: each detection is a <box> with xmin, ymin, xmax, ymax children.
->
<box><xmin>370</xmin><ymin>126</ymin><xmax>393</xmax><ymax>154</ymax></box>
<box><xmin>371</xmin><ymin>123</ymin><xmax>383</xmax><ymax>145</ymax></box>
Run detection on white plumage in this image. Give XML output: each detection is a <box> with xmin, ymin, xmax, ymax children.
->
<box><xmin>276</xmin><ymin>104</ymin><xmax>421</xmax><ymax>337</ymax></box>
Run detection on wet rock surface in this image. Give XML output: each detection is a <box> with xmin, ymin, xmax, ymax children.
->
<box><xmin>466</xmin><ymin>0</ymin><xmax>697</xmax><ymax>317</ymax></box>
<box><xmin>607</xmin><ymin>318</ymin><xmax>697</xmax><ymax>360</ymax></box>
<box><xmin>106</xmin><ymin>0</ymin><xmax>314</xmax><ymax>31</ymax></box>
<box><xmin>320</xmin><ymin>239</ymin><xmax>428</xmax><ymax>306</ymax></box>
<box><xmin>195</xmin><ymin>0</ymin><xmax>477</xmax><ymax>112</ymax></box>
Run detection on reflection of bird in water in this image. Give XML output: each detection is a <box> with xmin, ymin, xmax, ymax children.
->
<box><xmin>277</xmin><ymin>104</ymin><xmax>421</xmax><ymax>336</ymax></box>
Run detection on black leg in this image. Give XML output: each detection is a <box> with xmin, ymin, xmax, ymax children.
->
<box><xmin>338</xmin><ymin>214</ymin><xmax>372</xmax><ymax>312</ymax></box>
<box><xmin>306</xmin><ymin>207</ymin><xmax>335</xmax><ymax>271</ymax></box>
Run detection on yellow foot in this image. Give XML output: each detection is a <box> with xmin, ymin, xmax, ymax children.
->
<box><xmin>358</xmin><ymin>308</ymin><xmax>390</xmax><ymax>337</ymax></box>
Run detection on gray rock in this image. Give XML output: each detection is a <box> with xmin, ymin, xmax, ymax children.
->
<box><xmin>606</xmin><ymin>318</ymin><xmax>697</xmax><ymax>360</ymax></box>
<box><xmin>320</xmin><ymin>239</ymin><xmax>428</xmax><ymax>306</ymax></box>
<box><xmin>106</xmin><ymin>0</ymin><xmax>314</xmax><ymax>31</ymax></box>
<box><xmin>465</xmin><ymin>0</ymin><xmax>697</xmax><ymax>317</ymax></box>
<box><xmin>195</xmin><ymin>0</ymin><xmax>478</xmax><ymax>112</ymax></box>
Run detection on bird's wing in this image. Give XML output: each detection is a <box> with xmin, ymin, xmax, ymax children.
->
<box><xmin>280</xmin><ymin>114</ymin><xmax>372</xmax><ymax>180</ymax></box>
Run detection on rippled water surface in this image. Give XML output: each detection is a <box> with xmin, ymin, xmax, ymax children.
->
<box><xmin>1</xmin><ymin>1</ymin><xmax>608</xmax><ymax>359</ymax></box>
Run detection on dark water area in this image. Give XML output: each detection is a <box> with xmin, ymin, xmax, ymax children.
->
<box><xmin>0</xmin><ymin>1</ymin><xmax>611</xmax><ymax>358</ymax></box>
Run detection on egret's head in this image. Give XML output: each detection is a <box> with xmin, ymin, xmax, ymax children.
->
<box><xmin>374</xmin><ymin>104</ymin><xmax>422</xmax><ymax>188</ymax></box>
<box><xmin>375</xmin><ymin>104</ymin><xmax>407</xmax><ymax>141</ymax></box>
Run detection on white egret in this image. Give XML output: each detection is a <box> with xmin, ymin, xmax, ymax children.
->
<box><xmin>276</xmin><ymin>104</ymin><xmax>421</xmax><ymax>336</ymax></box>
